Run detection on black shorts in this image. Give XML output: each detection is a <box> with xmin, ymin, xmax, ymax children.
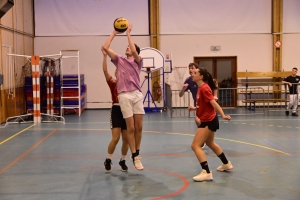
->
<box><xmin>110</xmin><ymin>105</ymin><xmax>127</xmax><ymax>130</ymax></box>
<box><xmin>198</xmin><ymin>114</ymin><xmax>219</xmax><ymax>132</ymax></box>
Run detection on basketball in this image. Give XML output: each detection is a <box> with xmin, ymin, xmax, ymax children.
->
<box><xmin>113</xmin><ymin>17</ymin><xmax>128</xmax><ymax>33</ymax></box>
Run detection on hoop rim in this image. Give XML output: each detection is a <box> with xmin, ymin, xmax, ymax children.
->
<box><xmin>142</xmin><ymin>66</ymin><xmax>155</xmax><ymax>68</ymax></box>
<box><xmin>174</xmin><ymin>66</ymin><xmax>187</xmax><ymax>68</ymax></box>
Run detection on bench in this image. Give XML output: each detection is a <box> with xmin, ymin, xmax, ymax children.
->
<box><xmin>242</xmin><ymin>91</ymin><xmax>289</xmax><ymax>110</ymax></box>
<box><xmin>242</xmin><ymin>98</ymin><xmax>289</xmax><ymax>110</ymax></box>
<box><xmin>237</xmin><ymin>71</ymin><xmax>292</xmax><ymax>110</ymax></box>
<box><xmin>241</xmin><ymin>90</ymin><xmax>289</xmax><ymax>110</ymax></box>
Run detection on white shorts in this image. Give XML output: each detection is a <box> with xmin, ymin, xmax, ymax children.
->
<box><xmin>118</xmin><ymin>90</ymin><xmax>145</xmax><ymax>118</ymax></box>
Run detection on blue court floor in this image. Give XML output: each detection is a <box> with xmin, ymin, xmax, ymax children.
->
<box><xmin>0</xmin><ymin>109</ymin><xmax>299</xmax><ymax>200</ymax></box>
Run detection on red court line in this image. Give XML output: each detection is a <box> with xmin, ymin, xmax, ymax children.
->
<box><xmin>78</xmin><ymin>166</ymin><xmax>189</xmax><ymax>200</ymax></box>
<box><xmin>0</xmin><ymin>128</ymin><xmax>59</xmax><ymax>175</ymax></box>
<box><xmin>21</xmin><ymin>154</ymin><xmax>189</xmax><ymax>160</ymax></box>
<box><xmin>147</xmin><ymin>168</ymin><xmax>189</xmax><ymax>200</ymax></box>
<box><xmin>21</xmin><ymin>150</ymin><xmax>290</xmax><ymax>161</ymax></box>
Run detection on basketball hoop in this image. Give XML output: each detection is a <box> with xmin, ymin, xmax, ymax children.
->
<box><xmin>142</xmin><ymin>66</ymin><xmax>155</xmax><ymax>72</ymax></box>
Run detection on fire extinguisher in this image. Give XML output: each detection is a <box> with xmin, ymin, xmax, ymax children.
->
<box><xmin>156</xmin><ymin>84</ymin><xmax>162</xmax><ymax>98</ymax></box>
<box><xmin>153</xmin><ymin>81</ymin><xmax>162</xmax><ymax>102</ymax></box>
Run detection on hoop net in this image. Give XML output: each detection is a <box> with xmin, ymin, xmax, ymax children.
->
<box><xmin>172</xmin><ymin>66</ymin><xmax>187</xmax><ymax>90</ymax></box>
<box><xmin>175</xmin><ymin>66</ymin><xmax>187</xmax><ymax>79</ymax></box>
<box><xmin>40</xmin><ymin>58</ymin><xmax>61</xmax><ymax>77</ymax></box>
<box><xmin>20</xmin><ymin>57</ymin><xmax>61</xmax><ymax>83</ymax></box>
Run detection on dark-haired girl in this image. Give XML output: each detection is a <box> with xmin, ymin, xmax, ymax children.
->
<box><xmin>102</xmin><ymin>48</ymin><xmax>129</xmax><ymax>172</ymax></box>
<box><xmin>188</xmin><ymin>67</ymin><xmax>233</xmax><ymax>182</ymax></box>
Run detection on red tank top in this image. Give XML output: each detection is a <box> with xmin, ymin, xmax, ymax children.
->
<box><xmin>196</xmin><ymin>84</ymin><xmax>216</xmax><ymax>122</ymax></box>
<box><xmin>107</xmin><ymin>77</ymin><xmax>119</xmax><ymax>104</ymax></box>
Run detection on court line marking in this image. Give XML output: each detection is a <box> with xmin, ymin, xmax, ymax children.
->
<box><xmin>148</xmin><ymin>168</ymin><xmax>189</xmax><ymax>200</ymax></box>
<box><xmin>0</xmin><ymin>128</ymin><xmax>59</xmax><ymax>175</ymax></box>
<box><xmin>79</xmin><ymin>165</ymin><xmax>189</xmax><ymax>200</ymax></box>
<box><xmin>32</xmin><ymin>128</ymin><xmax>112</xmax><ymax>131</ymax></box>
<box><xmin>0</xmin><ymin>124</ymin><xmax>36</xmax><ymax>145</ymax></box>
<box><xmin>14</xmin><ymin>127</ymin><xmax>292</xmax><ymax>156</ymax></box>
<box><xmin>3</xmin><ymin>126</ymin><xmax>290</xmax><ymax>157</ymax></box>
<box><xmin>24</xmin><ymin>128</ymin><xmax>161</xmax><ymax>133</ymax></box>
<box><xmin>164</xmin><ymin>132</ymin><xmax>291</xmax><ymax>156</ymax></box>
<box><xmin>63</xmin><ymin>118</ymin><xmax>300</xmax><ymax>124</ymax></box>
<box><xmin>58</xmin><ymin>119</ymin><xmax>300</xmax><ymax>131</ymax></box>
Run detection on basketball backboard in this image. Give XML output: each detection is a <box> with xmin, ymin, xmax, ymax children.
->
<box><xmin>140</xmin><ymin>47</ymin><xmax>164</xmax><ymax>72</ymax></box>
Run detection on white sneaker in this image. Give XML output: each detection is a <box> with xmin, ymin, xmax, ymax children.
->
<box><xmin>133</xmin><ymin>156</ymin><xmax>144</xmax><ymax>170</ymax></box>
<box><xmin>193</xmin><ymin>170</ymin><xmax>213</xmax><ymax>182</ymax></box>
<box><xmin>130</xmin><ymin>155</ymin><xmax>142</xmax><ymax>160</ymax></box>
<box><xmin>201</xmin><ymin>143</ymin><xmax>206</xmax><ymax>149</ymax></box>
<box><xmin>217</xmin><ymin>161</ymin><xmax>233</xmax><ymax>172</ymax></box>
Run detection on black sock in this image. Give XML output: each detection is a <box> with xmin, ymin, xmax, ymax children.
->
<box><xmin>218</xmin><ymin>152</ymin><xmax>228</xmax><ymax>164</ymax></box>
<box><xmin>200</xmin><ymin>161</ymin><xmax>210</xmax><ymax>173</ymax></box>
<box><xmin>132</xmin><ymin>152</ymin><xmax>138</xmax><ymax>161</ymax></box>
<box><xmin>136</xmin><ymin>149</ymin><xmax>140</xmax><ymax>156</ymax></box>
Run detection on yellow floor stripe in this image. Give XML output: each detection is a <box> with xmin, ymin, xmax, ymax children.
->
<box><xmin>65</xmin><ymin>122</ymin><xmax>110</xmax><ymax>124</ymax></box>
<box><xmin>0</xmin><ymin>124</ymin><xmax>35</xmax><ymax>145</ymax></box>
<box><xmin>214</xmin><ymin>137</ymin><xmax>291</xmax><ymax>156</ymax></box>
<box><xmin>165</xmin><ymin>132</ymin><xmax>291</xmax><ymax>156</ymax></box>
<box><xmin>31</xmin><ymin>128</ymin><xmax>161</xmax><ymax>134</ymax></box>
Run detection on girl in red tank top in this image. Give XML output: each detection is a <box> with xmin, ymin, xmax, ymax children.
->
<box><xmin>102</xmin><ymin>48</ymin><xmax>129</xmax><ymax>172</ymax></box>
<box><xmin>187</xmin><ymin>67</ymin><xmax>233</xmax><ymax>182</ymax></box>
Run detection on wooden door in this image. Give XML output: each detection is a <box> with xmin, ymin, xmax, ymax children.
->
<box><xmin>194</xmin><ymin>57</ymin><xmax>237</xmax><ymax>107</ymax></box>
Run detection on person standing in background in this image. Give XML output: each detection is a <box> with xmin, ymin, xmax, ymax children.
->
<box><xmin>282</xmin><ymin>68</ymin><xmax>300</xmax><ymax>116</ymax></box>
<box><xmin>179</xmin><ymin>63</ymin><xmax>205</xmax><ymax>148</ymax></box>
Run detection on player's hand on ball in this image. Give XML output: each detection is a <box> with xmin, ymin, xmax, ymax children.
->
<box><xmin>126</xmin><ymin>23</ymin><xmax>132</xmax><ymax>35</ymax></box>
<box><xmin>113</xmin><ymin>30</ymin><xmax>123</xmax><ymax>35</ymax></box>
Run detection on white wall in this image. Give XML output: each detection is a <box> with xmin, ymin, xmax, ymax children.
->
<box><xmin>283</xmin><ymin>0</ymin><xmax>300</xmax><ymax>33</ymax></box>
<box><xmin>160</xmin><ymin>34</ymin><xmax>273</xmax><ymax>87</ymax></box>
<box><xmin>34</xmin><ymin>36</ymin><xmax>150</xmax><ymax>109</ymax></box>
<box><xmin>34</xmin><ymin>0</ymin><xmax>149</xmax><ymax>36</ymax></box>
<box><xmin>33</xmin><ymin>0</ymin><xmax>300</xmax><ymax>109</ymax></box>
<box><xmin>35</xmin><ymin>33</ymin><xmax>276</xmax><ymax>108</ymax></box>
<box><xmin>282</xmin><ymin>34</ymin><xmax>300</xmax><ymax>71</ymax></box>
<box><xmin>160</xmin><ymin>0</ymin><xmax>271</xmax><ymax>34</ymax></box>
<box><xmin>161</xmin><ymin>34</ymin><xmax>273</xmax><ymax>71</ymax></box>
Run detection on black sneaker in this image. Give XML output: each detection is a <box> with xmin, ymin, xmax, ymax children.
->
<box><xmin>119</xmin><ymin>159</ymin><xmax>128</xmax><ymax>172</ymax></box>
<box><xmin>285</xmin><ymin>110</ymin><xmax>289</xmax><ymax>116</ymax></box>
<box><xmin>292</xmin><ymin>112</ymin><xmax>298</xmax><ymax>117</ymax></box>
<box><xmin>104</xmin><ymin>158</ymin><xmax>112</xmax><ymax>171</ymax></box>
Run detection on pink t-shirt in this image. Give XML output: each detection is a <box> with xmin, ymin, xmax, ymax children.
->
<box><xmin>111</xmin><ymin>54</ymin><xmax>143</xmax><ymax>94</ymax></box>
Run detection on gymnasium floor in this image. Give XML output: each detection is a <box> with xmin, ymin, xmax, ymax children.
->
<box><xmin>0</xmin><ymin>109</ymin><xmax>299</xmax><ymax>200</ymax></box>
